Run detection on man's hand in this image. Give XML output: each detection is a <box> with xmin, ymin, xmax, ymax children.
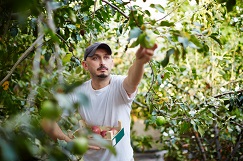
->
<box><xmin>135</xmin><ymin>44</ymin><xmax>158</xmax><ymax>64</ymax></box>
<box><xmin>88</xmin><ymin>145</ymin><xmax>101</xmax><ymax>150</ymax></box>
<box><xmin>123</xmin><ymin>43</ymin><xmax>158</xmax><ymax>95</ymax></box>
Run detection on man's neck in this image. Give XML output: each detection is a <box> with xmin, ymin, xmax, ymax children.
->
<box><xmin>91</xmin><ymin>76</ymin><xmax>111</xmax><ymax>90</ymax></box>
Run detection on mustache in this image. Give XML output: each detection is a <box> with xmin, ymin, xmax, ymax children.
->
<box><xmin>97</xmin><ymin>65</ymin><xmax>108</xmax><ymax>71</ymax></box>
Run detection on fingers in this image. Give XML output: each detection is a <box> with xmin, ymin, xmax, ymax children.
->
<box><xmin>136</xmin><ymin>45</ymin><xmax>144</xmax><ymax>54</ymax></box>
<box><xmin>88</xmin><ymin>145</ymin><xmax>101</xmax><ymax>150</ymax></box>
<box><xmin>152</xmin><ymin>43</ymin><xmax>158</xmax><ymax>50</ymax></box>
<box><xmin>144</xmin><ymin>45</ymin><xmax>157</xmax><ymax>56</ymax></box>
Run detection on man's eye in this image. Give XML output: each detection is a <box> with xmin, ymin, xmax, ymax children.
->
<box><xmin>92</xmin><ymin>57</ymin><xmax>98</xmax><ymax>60</ymax></box>
<box><xmin>104</xmin><ymin>56</ymin><xmax>110</xmax><ymax>59</ymax></box>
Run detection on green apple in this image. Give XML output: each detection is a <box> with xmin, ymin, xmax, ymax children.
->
<box><xmin>40</xmin><ymin>100</ymin><xmax>60</xmax><ymax>120</ymax></box>
<box><xmin>156</xmin><ymin>116</ymin><xmax>167</xmax><ymax>126</ymax></box>
<box><xmin>70</xmin><ymin>137</ymin><xmax>88</xmax><ymax>155</ymax></box>
<box><xmin>138</xmin><ymin>30</ymin><xmax>156</xmax><ymax>48</ymax></box>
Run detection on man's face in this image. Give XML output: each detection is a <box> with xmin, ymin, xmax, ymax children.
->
<box><xmin>82</xmin><ymin>48</ymin><xmax>114</xmax><ymax>79</ymax></box>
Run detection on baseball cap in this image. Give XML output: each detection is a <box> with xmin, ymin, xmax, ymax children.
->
<box><xmin>84</xmin><ymin>42</ymin><xmax>112</xmax><ymax>60</ymax></box>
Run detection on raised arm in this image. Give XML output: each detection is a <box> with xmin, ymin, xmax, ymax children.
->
<box><xmin>123</xmin><ymin>44</ymin><xmax>157</xmax><ymax>96</ymax></box>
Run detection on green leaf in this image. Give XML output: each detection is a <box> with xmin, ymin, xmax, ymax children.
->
<box><xmin>0</xmin><ymin>139</ymin><xmax>18</xmax><ymax>161</ymax></box>
<box><xmin>190</xmin><ymin>35</ymin><xmax>203</xmax><ymax>48</ymax></box>
<box><xmin>62</xmin><ymin>54</ymin><xmax>72</xmax><ymax>64</ymax></box>
<box><xmin>160</xmin><ymin>21</ymin><xmax>174</xmax><ymax>27</ymax></box>
<box><xmin>116</xmin><ymin>0</ymin><xmax>123</xmax><ymax>4</ymax></box>
<box><xmin>49</xmin><ymin>1</ymin><xmax>63</xmax><ymax>10</ymax></box>
<box><xmin>75</xmin><ymin>66</ymin><xmax>82</xmax><ymax>74</ymax></box>
<box><xmin>161</xmin><ymin>56</ymin><xmax>169</xmax><ymax>67</ymax></box>
<box><xmin>118</xmin><ymin>24</ymin><xmax>123</xmax><ymax>34</ymax></box>
<box><xmin>144</xmin><ymin>10</ymin><xmax>151</xmax><ymax>16</ymax></box>
<box><xmin>197</xmin><ymin>43</ymin><xmax>209</xmax><ymax>55</ymax></box>
<box><xmin>161</xmin><ymin>48</ymin><xmax>175</xmax><ymax>67</ymax></box>
<box><xmin>180</xmin><ymin>122</ymin><xmax>191</xmax><ymax>134</ymax></box>
<box><xmin>130</xmin><ymin>39</ymin><xmax>140</xmax><ymax>48</ymax></box>
<box><xmin>66</xmin><ymin>24</ymin><xmax>76</xmax><ymax>30</ymax></box>
<box><xmin>150</xmin><ymin>4</ymin><xmax>164</xmax><ymax>13</ymax></box>
<box><xmin>209</xmin><ymin>34</ymin><xmax>222</xmax><ymax>47</ymax></box>
<box><xmin>45</xmin><ymin>29</ymin><xmax>60</xmax><ymax>43</ymax></box>
<box><xmin>226</xmin><ymin>0</ymin><xmax>236</xmax><ymax>12</ymax></box>
<box><xmin>68</xmin><ymin>10</ymin><xmax>77</xmax><ymax>23</ymax></box>
<box><xmin>197</xmin><ymin>125</ymin><xmax>205</xmax><ymax>136</ymax></box>
<box><xmin>178</xmin><ymin>37</ymin><xmax>189</xmax><ymax>49</ymax></box>
<box><xmin>137</xmin><ymin>15</ymin><xmax>144</xmax><ymax>26</ymax></box>
<box><xmin>129</xmin><ymin>27</ymin><xmax>142</xmax><ymax>40</ymax></box>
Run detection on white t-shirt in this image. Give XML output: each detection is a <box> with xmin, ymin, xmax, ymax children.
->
<box><xmin>70</xmin><ymin>75</ymin><xmax>136</xmax><ymax>161</ymax></box>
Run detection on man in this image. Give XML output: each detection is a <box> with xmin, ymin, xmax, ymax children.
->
<box><xmin>42</xmin><ymin>42</ymin><xmax>157</xmax><ymax>161</ymax></box>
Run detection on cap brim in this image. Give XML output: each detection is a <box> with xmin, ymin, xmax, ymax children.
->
<box><xmin>85</xmin><ymin>43</ymin><xmax>112</xmax><ymax>60</ymax></box>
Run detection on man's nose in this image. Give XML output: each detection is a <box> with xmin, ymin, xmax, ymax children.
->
<box><xmin>100</xmin><ymin>58</ymin><xmax>105</xmax><ymax>65</ymax></box>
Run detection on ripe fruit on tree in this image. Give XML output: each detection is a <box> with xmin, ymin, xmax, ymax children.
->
<box><xmin>70</xmin><ymin>137</ymin><xmax>88</xmax><ymax>155</ymax></box>
<box><xmin>80</xmin><ymin>29</ymin><xmax>85</xmax><ymax>36</ymax></box>
<box><xmin>161</xmin><ymin>74</ymin><xmax>164</xmax><ymax>79</ymax></box>
<box><xmin>91</xmin><ymin>126</ymin><xmax>101</xmax><ymax>135</ymax></box>
<box><xmin>156</xmin><ymin>116</ymin><xmax>167</xmax><ymax>126</ymax></box>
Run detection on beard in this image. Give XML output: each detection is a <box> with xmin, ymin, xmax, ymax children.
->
<box><xmin>96</xmin><ymin>65</ymin><xmax>109</xmax><ymax>78</ymax></box>
<box><xmin>97</xmin><ymin>73</ymin><xmax>108</xmax><ymax>78</ymax></box>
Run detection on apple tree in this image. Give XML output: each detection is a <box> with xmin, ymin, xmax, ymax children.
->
<box><xmin>0</xmin><ymin>0</ymin><xmax>242</xmax><ymax>160</ymax></box>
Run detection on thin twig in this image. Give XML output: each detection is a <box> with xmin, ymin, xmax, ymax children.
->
<box><xmin>145</xmin><ymin>61</ymin><xmax>155</xmax><ymax>97</ymax></box>
<box><xmin>194</xmin><ymin>131</ymin><xmax>207</xmax><ymax>161</ymax></box>
<box><xmin>102</xmin><ymin>0</ymin><xmax>129</xmax><ymax>19</ymax></box>
<box><xmin>133</xmin><ymin>100</ymin><xmax>147</xmax><ymax>108</ymax></box>
<box><xmin>0</xmin><ymin>34</ymin><xmax>44</xmax><ymax>86</ymax></box>
<box><xmin>214</xmin><ymin>123</ymin><xmax>221</xmax><ymax>161</ymax></box>
<box><xmin>229</xmin><ymin>121</ymin><xmax>243</xmax><ymax>128</ymax></box>
<box><xmin>156</xmin><ymin>0</ymin><xmax>187</xmax><ymax>22</ymax></box>
<box><xmin>214</xmin><ymin>89</ymin><xmax>243</xmax><ymax>98</ymax></box>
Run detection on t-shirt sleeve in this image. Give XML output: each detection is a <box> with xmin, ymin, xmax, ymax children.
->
<box><xmin>116</xmin><ymin>75</ymin><xmax>137</xmax><ymax>103</ymax></box>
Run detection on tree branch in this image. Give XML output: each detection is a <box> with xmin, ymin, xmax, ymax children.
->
<box><xmin>225</xmin><ymin>131</ymin><xmax>243</xmax><ymax>161</ymax></box>
<box><xmin>26</xmin><ymin>16</ymin><xmax>44</xmax><ymax>108</ymax></box>
<box><xmin>102</xmin><ymin>0</ymin><xmax>129</xmax><ymax>19</ymax></box>
<box><xmin>46</xmin><ymin>1</ymin><xmax>63</xmax><ymax>83</ymax></box>
<box><xmin>214</xmin><ymin>123</ymin><xmax>221</xmax><ymax>161</ymax></box>
<box><xmin>214</xmin><ymin>89</ymin><xmax>243</xmax><ymax>98</ymax></box>
<box><xmin>0</xmin><ymin>34</ymin><xmax>44</xmax><ymax>86</ymax></box>
<box><xmin>194</xmin><ymin>131</ymin><xmax>207</xmax><ymax>161</ymax></box>
<box><xmin>133</xmin><ymin>99</ymin><xmax>147</xmax><ymax>108</ymax></box>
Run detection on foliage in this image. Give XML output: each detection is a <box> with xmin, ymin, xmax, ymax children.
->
<box><xmin>0</xmin><ymin>0</ymin><xmax>242</xmax><ymax>160</ymax></box>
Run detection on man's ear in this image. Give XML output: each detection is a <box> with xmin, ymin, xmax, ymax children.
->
<box><xmin>82</xmin><ymin>61</ymin><xmax>88</xmax><ymax>70</ymax></box>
